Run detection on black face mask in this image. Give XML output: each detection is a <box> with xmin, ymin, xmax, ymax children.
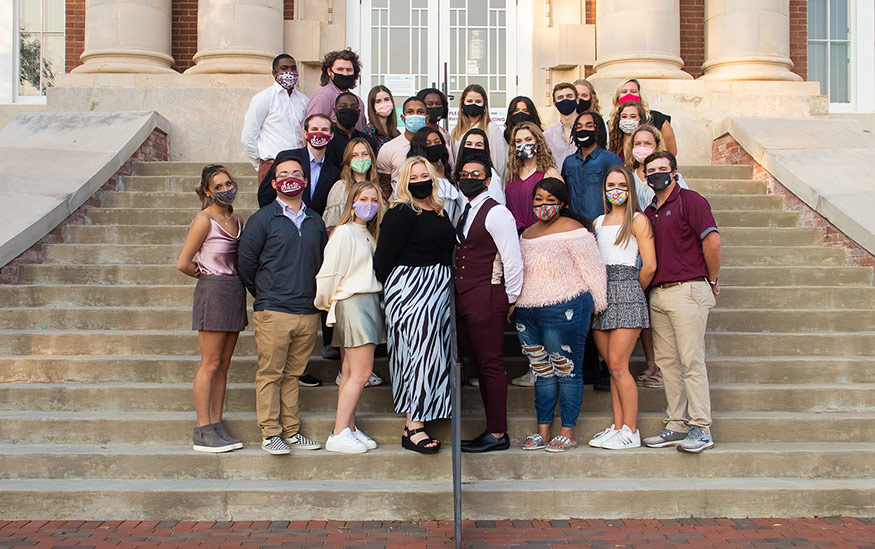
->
<box><xmin>426</xmin><ymin>106</ymin><xmax>445</xmax><ymax>122</ymax></box>
<box><xmin>462</xmin><ymin>146</ymin><xmax>485</xmax><ymax>159</ymax></box>
<box><xmin>332</xmin><ymin>72</ymin><xmax>356</xmax><ymax>90</ymax></box>
<box><xmin>335</xmin><ymin>108</ymin><xmax>359</xmax><ymax>129</ymax></box>
<box><xmin>458</xmin><ymin>178</ymin><xmax>487</xmax><ymax>199</ymax></box>
<box><xmin>574</xmin><ymin>129</ymin><xmax>596</xmax><ymax>148</ymax></box>
<box><xmin>555</xmin><ymin>98</ymin><xmax>577</xmax><ymax>116</ymax></box>
<box><xmin>424</xmin><ymin>144</ymin><xmax>445</xmax><ymax>163</ymax></box>
<box><xmin>462</xmin><ymin>103</ymin><xmax>485</xmax><ymax>118</ymax></box>
<box><xmin>408</xmin><ymin>179</ymin><xmax>433</xmax><ymax>199</ymax></box>
<box><xmin>509</xmin><ymin>111</ymin><xmax>531</xmax><ymax>127</ymax></box>
<box><xmin>576</xmin><ymin>98</ymin><xmax>592</xmax><ymax>114</ymax></box>
<box><xmin>646</xmin><ymin>172</ymin><xmax>674</xmax><ymax>192</ymax></box>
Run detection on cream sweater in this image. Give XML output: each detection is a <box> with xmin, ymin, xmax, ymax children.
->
<box><xmin>515</xmin><ymin>228</ymin><xmax>608</xmax><ymax>312</ymax></box>
<box><xmin>315</xmin><ymin>222</ymin><xmax>382</xmax><ymax>325</ymax></box>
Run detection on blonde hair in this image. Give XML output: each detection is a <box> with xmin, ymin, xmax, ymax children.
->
<box><xmin>196</xmin><ymin>164</ymin><xmax>235</xmax><ymax>213</ymax></box>
<box><xmin>505</xmin><ymin>122</ymin><xmax>555</xmax><ymax>184</ymax></box>
<box><xmin>339</xmin><ymin>138</ymin><xmax>378</xmax><ymax>187</ymax></box>
<box><xmin>608</xmin><ymin>101</ymin><xmax>647</xmax><ymax>158</ymax></box>
<box><xmin>625</xmin><ymin>124</ymin><xmax>666</xmax><ymax>171</ymax></box>
<box><xmin>393</xmin><ymin>156</ymin><xmax>445</xmax><ymax>215</ymax></box>
<box><xmin>451</xmin><ymin>84</ymin><xmax>491</xmax><ymax>142</ymax></box>
<box><xmin>335</xmin><ymin>180</ymin><xmax>385</xmax><ymax>240</ymax></box>
<box><xmin>609</xmin><ymin>79</ymin><xmax>652</xmax><ymax>137</ymax></box>
<box><xmin>573</xmin><ymin>78</ymin><xmax>601</xmax><ymax>115</ymax></box>
<box><xmin>601</xmin><ymin>165</ymin><xmax>643</xmax><ymax>247</ymax></box>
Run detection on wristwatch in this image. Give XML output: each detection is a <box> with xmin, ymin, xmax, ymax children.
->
<box><xmin>708</xmin><ymin>278</ymin><xmax>718</xmax><ymax>287</ymax></box>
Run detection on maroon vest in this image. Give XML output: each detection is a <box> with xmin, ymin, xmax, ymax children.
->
<box><xmin>455</xmin><ymin>198</ymin><xmax>501</xmax><ymax>295</ymax></box>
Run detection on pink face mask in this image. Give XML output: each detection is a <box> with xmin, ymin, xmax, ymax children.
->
<box><xmin>375</xmin><ymin>101</ymin><xmax>395</xmax><ymax>117</ymax></box>
<box><xmin>632</xmin><ymin>146</ymin><xmax>655</xmax><ymax>163</ymax></box>
<box><xmin>275</xmin><ymin>176</ymin><xmax>307</xmax><ymax>198</ymax></box>
<box><xmin>306</xmin><ymin>131</ymin><xmax>331</xmax><ymax>149</ymax></box>
<box><xmin>619</xmin><ymin>93</ymin><xmax>641</xmax><ymax>104</ymax></box>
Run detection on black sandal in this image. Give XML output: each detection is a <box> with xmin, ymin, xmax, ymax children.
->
<box><xmin>401</xmin><ymin>426</ymin><xmax>441</xmax><ymax>454</ymax></box>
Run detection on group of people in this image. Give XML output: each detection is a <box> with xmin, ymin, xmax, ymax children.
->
<box><xmin>175</xmin><ymin>48</ymin><xmax>723</xmax><ymax>457</ymax></box>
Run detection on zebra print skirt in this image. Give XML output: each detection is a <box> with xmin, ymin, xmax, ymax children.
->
<box><xmin>384</xmin><ymin>263</ymin><xmax>453</xmax><ymax>423</ymax></box>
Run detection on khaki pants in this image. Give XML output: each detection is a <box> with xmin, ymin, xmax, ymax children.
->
<box><xmin>257</xmin><ymin>159</ymin><xmax>274</xmax><ymax>184</ymax></box>
<box><xmin>252</xmin><ymin>310</ymin><xmax>320</xmax><ymax>439</ymax></box>
<box><xmin>649</xmin><ymin>281</ymin><xmax>716</xmax><ymax>434</ymax></box>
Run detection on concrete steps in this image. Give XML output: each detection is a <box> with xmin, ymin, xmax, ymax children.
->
<box><xmin>2</xmin><ymin>160</ymin><xmax>874</xmax><ymax>520</ymax></box>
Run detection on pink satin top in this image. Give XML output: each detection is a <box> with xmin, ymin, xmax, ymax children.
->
<box><xmin>196</xmin><ymin>217</ymin><xmax>241</xmax><ymax>276</ymax></box>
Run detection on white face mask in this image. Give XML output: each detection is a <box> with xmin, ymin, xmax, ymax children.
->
<box><xmin>619</xmin><ymin>119</ymin><xmax>639</xmax><ymax>135</ymax></box>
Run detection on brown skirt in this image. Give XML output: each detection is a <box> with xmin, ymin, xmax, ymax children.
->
<box><xmin>192</xmin><ymin>274</ymin><xmax>248</xmax><ymax>332</ymax></box>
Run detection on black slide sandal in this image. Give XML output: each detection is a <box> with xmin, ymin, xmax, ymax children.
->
<box><xmin>401</xmin><ymin>426</ymin><xmax>441</xmax><ymax>454</ymax></box>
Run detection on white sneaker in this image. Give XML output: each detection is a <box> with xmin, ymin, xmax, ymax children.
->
<box><xmin>587</xmin><ymin>424</ymin><xmax>617</xmax><ymax>448</ymax></box>
<box><xmin>601</xmin><ymin>424</ymin><xmax>641</xmax><ymax>450</ymax></box>
<box><xmin>335</xmin><ymin>371</ymin><xmax>342</xmax><ymax>386</ymax></box>
<box><xmin>512</xmin><ymin>370</ymin><xmax>535</xmax><ymax>387</ymax></box>
<box><xmin>335</xmin><ymin>371</ymin><xmax>384</xmax><ymax>387</ymax></box>
<box><xmin>351</xmin><ymin>428</ymin><xmax>378</xmax><ymax>450</ymax></box>
<box><xmin>325</xmin><ymin>428</ymin><xmax>368</xmax><ymax>454</ymax></box>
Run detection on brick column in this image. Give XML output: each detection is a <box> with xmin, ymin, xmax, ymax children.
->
<box><xmin>701</xmin><ymin>0</ymin><xmax>802</xmax><ymax>81</ymax></box>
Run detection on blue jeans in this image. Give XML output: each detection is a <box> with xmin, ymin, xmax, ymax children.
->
<box><xmin>514</xmin><ymin>292</ymin><xmax>594</xmax><ymax>428</ymax></box>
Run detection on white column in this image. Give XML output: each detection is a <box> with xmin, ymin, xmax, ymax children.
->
<box><xmin>184</xmin><ymin>0</ymin><xmax>283</xmax><ymax>74</ymax></box>
<box><xmin>701</xmin><ymin>0</ymin><xmax>801</xmax><ymax>81</ymax></box>
<box><xmin>72</xmin><ymin>0</ymin><xmax>175</xmax><ymax>74</ymax></box>
<box><xmin>591</xmin><ymin>0</ymin><xmax>692</xmax><ymax>80</ymax></box>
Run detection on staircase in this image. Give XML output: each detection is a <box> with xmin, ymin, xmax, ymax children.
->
<box><xmin>1</xmin><ymin>162</ymin><xmax>874</xmax><ymax>520</ymax></box>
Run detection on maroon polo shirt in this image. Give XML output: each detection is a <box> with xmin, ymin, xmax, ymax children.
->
<box><xmin>645</xmin><ymin>184</ymin><xmax>719</xmax><ymax>287</ymax></box>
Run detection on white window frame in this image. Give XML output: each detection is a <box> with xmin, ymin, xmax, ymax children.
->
<box><xmin>1</xmin><ymin>2</ymin><xmax>16</xmax><ymax>104</ymax></box>
<box><xmin>9</xmin><ymin>0</ymin><xmax>64</xmax><ymax>105</ymax></box>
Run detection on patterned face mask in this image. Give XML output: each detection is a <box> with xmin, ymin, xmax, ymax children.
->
<box><xmin>619</xmin><ymin>118</ymin><xmax>639</xmax><ymax>135</ymax></box>
<box><xmin>605</xmin><ymin>188</ymin><xmax>628</xmax><ymax>206</ymax></box>
<box><xmin>533</xmin><ymin>204</ymin><xmax>561</xmax><ymax>221</ymax></box>
<box><xmin>211</xmin><ymin>187</ymin><xmax>237</xmax><ymax>206</ymax></box>
<box><xmin>515</xmin><ymin>143</ymin><xmax>537</xmax><ymax>159</ymax></box>
<box><xmin>275</xmin><ymin>72</ymin><xmax>298</xmax><ymax>90</ymax></box>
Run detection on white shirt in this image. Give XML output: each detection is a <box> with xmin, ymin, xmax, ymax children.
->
<box><xmin>594</xmin><ymin>213</ymin><xmax>640</xmax><ymax>267</ymax></box>
<box><xmin>277</xmin><ymin>198</ymin><xmax>307</xmax><ymax>229</ymax></box>
<box><xmin>487</xmin><ymin>168</ymin><xmax>506</xmax><ymax>205</ymax></box>
<box><xmin>544</xmin><ymin>122</ymin><xmax>576</xmax><ymax>172</ymax></box>
<box><xmin>241</xmin><ymin>82</ymin><xmax>310</xmax><ymax>170</ymax></box>
<box><xmin>458</xmin><ymin>192</ymin><xmax>524</xmax><ymax>304</ymax></box>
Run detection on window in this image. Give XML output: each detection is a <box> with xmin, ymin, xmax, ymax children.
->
<box><xmin>17</xmin><ymin>0</ymin><xmax>65</xmax><ymax>97</ymax></box>
<box><xmin>808</xmin><ymin>0</ymin><xmax>850</xmax><ymax>103</ymax></box>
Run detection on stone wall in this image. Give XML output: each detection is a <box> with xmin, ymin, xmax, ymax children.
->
<box><xmin>0</xmin><ymin>128</ymin><xmax>169</xmax><ymax>284</ymax></box>
<box><xmin>712</xmin><ymin>133</ymin><xmax>875</xmax><ymax>279</ymax></box>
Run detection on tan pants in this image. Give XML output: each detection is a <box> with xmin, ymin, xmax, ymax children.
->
<box><xmin>252</xmin><ymin>309</ymin><xmax>319</xmax><ymax>439</ymax></box>
<box><xmin>257</xmin><ymin>159</ymin><xmax>274</xmax><ymax>184</ymax></box>
<box><xmin>649</xmin><ymin>280</ymin><xmax>716</xmax><ymax>434</ymax></box>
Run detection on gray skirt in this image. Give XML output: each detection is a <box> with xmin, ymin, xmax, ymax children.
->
<box><xmin>192</xmin><ymin>274</ymin><xmax>248</xmax><ymax>332</ymax></box>
<box><xmin>332</xmin><ymin>292</ymin><xmax>386</xmax><ymax>348</ymax></box>
<box><xmin>591</xmin><ymin>264</ymin><xmax>650</xmax><ymax>331</ymax></box>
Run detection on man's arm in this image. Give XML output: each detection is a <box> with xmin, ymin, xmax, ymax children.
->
<box><xmin>702</xmin><ymin>231</ymin><xmax>722</xmax><ymax>295</ymax></box>
<box><xmin>241</xmin><ymin>93</ymin><xmax>269</xmax><ymax>170</ymax></box>
<box><xmin>237</xmin><ymin>214</ymin><xmax>266</xmax><ymax>297</ymax></box>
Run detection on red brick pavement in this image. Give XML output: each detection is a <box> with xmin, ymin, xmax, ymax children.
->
<box><xmin>1</xmin><ymin>518</ymin><xmax>873</xmax><ymax>547</ymax></box>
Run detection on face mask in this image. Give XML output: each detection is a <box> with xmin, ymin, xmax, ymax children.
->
<box><xmin>509</xmin><ymin>111</ymin><xmax>531</xmax><ymax>126</ymax></box>
<box><xmin>575</xmin><ymin>129</ymin><xmax>596</xmax><ymax>148</ymax></box>
<box><xmin>605</xmin><ymin>188</ymin><xmax>628</xmax><ymax>206</ymax></box>
<box><xmin>336</xmin><ymin>108</ymin><xmax>359</xmax><ymax>129</ymax></box>
<box><xmin>515</xmin><ymin>143</ymin><xmax>537</xmax><ymax>159</ymax></box>
<box><xmin>424</xmin><ymin>144</ymin><xmax>445</xmax><ymax>163</ymax></box>
<box><xmin>275</xmin><ymin>176</ymin><xmax>307</xmax><ymax>198</ymax></box>
<box><xmin>210</xmin><ymin>187</ymin><xmax>237</xmax><ymax>206</ymax></box>
<box><xmin>555</xmin><ymin>98</ymin><xmax>578</xmax><ymax>116</ymax></box>
<box><xmin>619</xmin><ymin>119</ymin><xmax>639</xmax><ymax>135</ymax></box>
<box><xmin>462</xmin><ymin>103</ymin><xmax>485</xmax><ymax>118</ymax></box>
<box><xmin>306</xmin><ymin>131</ymin><xmax>331</xmax><ymax>149</ymax></box>
<box><xmin>350</xmin><ymin>157</ymin><xmax>372</xmax><ymax>174</ymax></box>
<box><xmin>375</xmin><ymin>101</ymin><xmax>395</xmax><ymax>117</ymax></box>
<box><xmin>407</xmin><ymin>179</ymin><xmax>433</xmax><ymax>199</ymax></box>
<box><xmin>352</xmin><ymin>201</ymin><xmax>379</xmax><ymax>221</ymax></box>
<box><xmin>646</xmin><ymin>172</ymin><xmax>673</xmax><ymax>192</ymax></box>
<box><xmin>632</xmin><ymin>146</ymin><xmax>655</xmax><ymax>164</ymax></box>
<box><xmin>458</xmin><ymin>178</ymin><xmax>487</xmax><ymax>199</ymax></box>
<box><xmin>619</xmin><ymin>93</ymin><xmax>641</xmax><ymax>104</ymax></box>
<box><xmin>533</xmin><ymin>204</ymin><xmax>561</xmax><ymax>222</ymax></box>
<box><xmin>404</xmin><ymin>114</ymin><xmax>427</xmax><ymax>134</ymax></box>
<box><xmin>576</xmin><ymin>98</ymin><xmax>592</xmax><ymax>114</ymax></box>
<box><xmin>426</xmin><ymin>106</ymin><xmax>445</xmax><ymax>122</ymax></box>
<box><xmin>332</xmin><ymin>72</ymin><xmax>356</xmax><ymax>90</ymax></box>
<box><xmin>462</xmin><ymin>146</ymin><xmax>484</xmax><ymax>158</ymax></box>
<box><xmin>275</xmin><ymin>72</ymin><xmax>298</xmax><ymax>91</ymax></box>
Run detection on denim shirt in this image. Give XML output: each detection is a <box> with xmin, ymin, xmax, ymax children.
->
<box><xmin>561</xmin><ymin>146</ymin><xmax>623</xmax><ymax>222</ymax></box>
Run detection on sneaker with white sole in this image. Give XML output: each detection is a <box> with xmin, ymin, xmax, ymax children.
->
<box><xmin>261</xmin><ymin>435</ymin><xmax>291</xmax><ymax>455</ymax></box>
<box><xmin>283</xmin><ymin>432</ymin><xmax>322</xmax><ymax>450</ymax></box>
<box><xmin>468</xmin><ymin>377</ymin><xmax>480</xmax><ymax>387</ymax></box>
<box><xmin>334</xmin><ymin>371</ymin><xmax>384</xmax><ymax>387</ymax></box>
<box><xmin>325</xmin><ymin>428</ymin><xmax>368</xmax><ymax>454</ymax></box>
<box><xmin>511</xmin><ymin>370</ymin><xmax>535</xmax><ymax>387</ymax></box>
<box><xmin>193</xmin><ymin>425</ymin><xmax>237</xmax><ymax>453</ymax></box>
<box><xmin>601</xmin><ymin>425</ymin><xmax>641</xmax><ymax>450</ymax></box>
<box><xmin>351</xmin><ymin>428</ymin><xmax>377</xmax><ymax>450</ymax></box>
<box><xmin>677</xmin><ymin>426</ymin><xmax>714</xmax><ymax>453</ymax></box>
<box><xmin>643</xmin><ymin>428</ymin><xmax>688</xmax><ymax>448</ymax></box>
<box><xmin>587</xmin><ymin>424</ymin><xmax>617</xmax><ymax>448</ymax></box>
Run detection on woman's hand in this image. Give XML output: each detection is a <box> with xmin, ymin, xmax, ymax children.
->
<box><xmin>507</xmin><ymin>304</ymin><xmax>516</xmax><ymax>323</ymax></box>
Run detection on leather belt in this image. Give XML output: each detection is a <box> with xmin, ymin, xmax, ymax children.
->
<box><xmin>657</xmin><ymin>276</ymin><xmax>708</xmax><ymax>289</ymax></box>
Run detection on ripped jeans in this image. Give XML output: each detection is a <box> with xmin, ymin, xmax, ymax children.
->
<box><xmin>514</xmin><ymin>292</ymin><xmax>594</xmax><ymax>428</ymax></box>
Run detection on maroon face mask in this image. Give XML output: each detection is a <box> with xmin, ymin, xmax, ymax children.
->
<box><xmin>275</xmin><ymin>176</ymin><xmax>307</xmax><ymax>197</ymax></box>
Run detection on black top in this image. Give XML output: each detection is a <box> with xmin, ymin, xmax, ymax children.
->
<box><xmin>374</xmin><ymin>203</ymin><xmax>456</xmax><ymax>283</ymax></box>
<box><xmin>256</xmin><ymin>146</ymin><xmax>341</xmax><ymax>216</ymax></box>
<box><xmin>324</xmin><ymin>126</ymin><xmax>379</xmax><ymax>172</ymax></box>
<box><xmin>650</xmin><ymin>109</ymin><xmax>671</xmax><ymax>132</ymax></box>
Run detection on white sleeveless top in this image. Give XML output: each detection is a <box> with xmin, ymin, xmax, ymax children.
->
<box><xmin>594</xmin><ymin>213</ymin><xmax>640</xmax><ymax>267</ymax></box>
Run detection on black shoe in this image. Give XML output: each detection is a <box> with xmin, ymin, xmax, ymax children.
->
<box><xmin>461</xmin><ymin>432</ymin><xmax>510</xmax><ymax>453</ymax></box>
<box><xmin>321</xmin><ymin>345</ymin><xmax>341</xmax><ymax>360</ymax></box>
<box><xmin>594</xmin><ymin>364</ymin><xmax>611</xmax><ymax>392</ymax></box>
<box><xmin>298</xmin><ymin>373</ymin><xmax>323</xmax><ymax>387</ymax></box>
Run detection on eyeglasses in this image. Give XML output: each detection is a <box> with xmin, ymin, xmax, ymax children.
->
<box><xmin>276</xmin><ymin>171</ymin><xmax>304</xmax><ymax>179</ymax></box>
<box><xmin>458</xmin><ymin>170</ymin><xmax>486</xmax><ymax>179</ymax></box>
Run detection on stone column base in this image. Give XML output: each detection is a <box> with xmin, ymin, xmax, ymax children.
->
<box><xmin>72</xmin><ymin>49</ymin><xmax>176</xmax><ymax>74</ymax></box>
<box><xmin>184</xmin><ymin>49</ymin><xmax>275</xmax><ymax>75</ymax></box>
<box><xmin>590</xmin><ymin>53</ymin><xmax>693</xmax><ymax>80</ymax></box>
<box><xmin>701</xmin><ymin>56</ymin><xmax>802</xmax><ymax>81</ymax></box>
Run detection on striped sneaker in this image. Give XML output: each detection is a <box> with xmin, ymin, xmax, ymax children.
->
<box><xmin>601</xmin><ymin>425</ymin><xmax>641</xmax><ymax>450</ymax></box>
<box><xmin>283</xmin><ymin>432</ymin><xmax>322</xmax><ymax>450</ymax></box>
<box><xmin>643</xmin><ymin>428</ymin><xmax>688</xmax><ymax>448</ymax></box>
<box><xmin>261</xmin><ymin>436</ymin><xmax>290</xmax><ymax>455</ymax></box>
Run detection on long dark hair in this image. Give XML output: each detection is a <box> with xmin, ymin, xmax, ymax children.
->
<box><xmin>367</xmin><ymin>85</ymin><xmax>400</xmax><ymax>139</ymax></box>
<box><xmin>503</xmin><ymin>96</ymin><xmax>542</xmax><ymax>143</ymax></box>
<box><xmin>407</xmin><ymin>127</ymin><xmax>454</xmax><ymax>184</ymax></box>
<box><xmin>454</xmin><ymin>127</ymin><xmax>493</xmax><ymax>180</ymax></box>
<box><xmin>573</xmin><ymin>111</ymin><xmax>608</xmax><ymax>150</ymax></box>
<box><xmin>533</xmin><ymin>177</ymin><xmax>594</xmax><ymax>233</ymax></box>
